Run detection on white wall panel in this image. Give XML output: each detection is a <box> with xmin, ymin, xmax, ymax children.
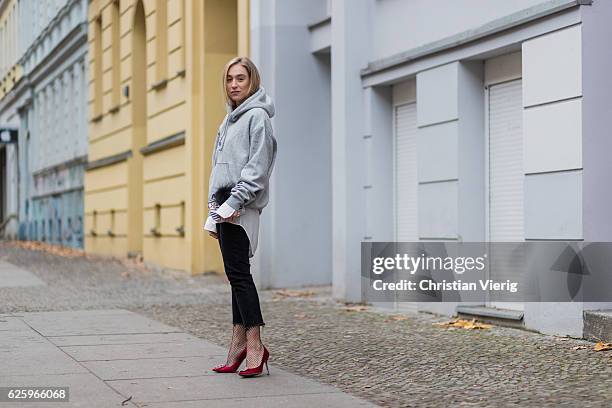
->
<box><xmin>524</xmin><ymin>170</ymin><xmax>582</xmax><ymax>239</ymax></box>
<box><xmin>417</xmin><ymin>63</ymin><xmax>458</xmax><ymax>127</ymax></box>
<box><xmin>417</xmin><ymin>120</ymin><xmax>458</xmax><ymax>183</ymax></box>
<box><xmin>524</xmin><ymin>98</ymin><xmax>582</xmax><ymax>173</ymax></box>
<box><xmin>418</xmin><ymin>181</ymin><xmax>457</xmax><ymax>239</ymax></box>
<box><xmin>522</xmin><ymin>24</ymin><xmax>582</xmax><ymax>106</ymax></box>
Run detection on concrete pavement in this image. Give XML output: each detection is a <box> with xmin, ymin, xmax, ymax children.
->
<box><xmin>4</xmin><ymin>243</ymin><xmax>612</xmax><ymax>407</ymax></box>
<box><xmin>0</xmin><ymin>309</ymin><xmax>377</xmax><ymax>407</ymax></box>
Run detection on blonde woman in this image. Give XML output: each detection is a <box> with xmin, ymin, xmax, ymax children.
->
<box><xmin>204</xmin><ymin>57</ymin><xmax>277</xmax><ymax>377</ymax></box>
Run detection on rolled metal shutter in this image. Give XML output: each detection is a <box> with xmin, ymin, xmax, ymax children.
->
<box><xmin>488</xmin><ymin>79</ymin><xmax>524</xmax><ymax>310</ymax></box>
<box><xmin>394</xmin><ymin>102</ymin><xmax>418</xmax><ymax>241</ymax></box>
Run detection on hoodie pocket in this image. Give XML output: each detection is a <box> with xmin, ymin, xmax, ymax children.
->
<box><xmin>212</xmin><ymin>162</ymin><xmax>231</xmax><ymax>188</ymax></box>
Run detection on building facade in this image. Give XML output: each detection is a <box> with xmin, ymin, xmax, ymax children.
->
<box><xmin>0</xmin><ymin>0</ymin><xmax>89</xmax><ymax>247</ymax></box>
<box><xmin>250</xmin><ymin>0</ymin><xmax>612</xmax><ymax>337</ymax></box>
<box><xmin>0</xmin><ymin>0</ymin><xmax>22</xmax><ymax>239</ymax></box>
<box><xmin>20</xmin><ymin>0</ymin><xmax>88</xmax><ymax>248</ymax></box>
<box><xmin>85</xmin><ymin>0</ymin><xmax>249</xmax><ymax>274</ymax></box>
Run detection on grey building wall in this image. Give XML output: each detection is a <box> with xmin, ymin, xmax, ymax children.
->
<box><xmin>330</xmin><ymin>0</ymin><xmax>369</xmax><ymax>302</ymax></box>
<box><xmin>579</xmin><ymin>0</ymin><xmax>612</xmax><ymax>326</ymax></box>
<box><xmin>250</xmin><ymin>0</ymin><xmax>333</xmax><ymax>289</ymax></box>
<box><xmin>251</xmin><ymin>0</ymin><xmax>611</xmax><ymax>336</ymax></box>
<box><xmin>369</xmin><ymin>0</ymin><xmax>547</xmax><ymax>62</ymax></box>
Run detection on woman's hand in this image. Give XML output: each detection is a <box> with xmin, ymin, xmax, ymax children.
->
<box><xmin>208</xmin><ymin>231</ymin><xmax>218</xmax><ymax>239</ymax></box>
<box><xmin>224</xmin><ymin>210</ymin><xmax>241</xmax><ymax>223</ymax></box>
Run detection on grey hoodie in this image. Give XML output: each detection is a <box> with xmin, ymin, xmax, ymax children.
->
<box><xmin>204</xmin><ymin>87</ymin><xmax>277</xmax><ymax>257</ymax></box>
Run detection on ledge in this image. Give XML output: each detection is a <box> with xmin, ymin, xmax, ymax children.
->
<box><xmin>30</xmin><ymin>186</ymin><xmax>84</xmax><ymax>200</ymax></box>
<box><xmin>457</xmin><ymin>305</ymin><xmax>524</xmax><ymax>321</ymax></box>
<box><xmin>140</xmin><ymin>131</ymin><xmax>185</xmax><ymax>156</ymax></box>
<box><xmin>361</xmin><ymin>0</ymin><xmax>590</xmax><ymax>78</ymax></box>
<box><xmin>85</xmin><ymin>150</ymin><xmax>132</xmax><ymax>171</ymax></box>
<box><xmin>31</xmin><ymin>155</ymin><xmax>88</xmax><ymax>177</ymax></box>
<box><xmin>307</xmin><ymin>15</ymin><xmax>331</xmax><ymax>31</ymax></box>
<box><xmin>584</xmin><ymin>310</ymin><xmax>612</xmax><ymax>343</ymax></box>
<box><xmin>151</xmin><ymin>78</ymin><xmax>168</xmax><ymax>91</ymax></box>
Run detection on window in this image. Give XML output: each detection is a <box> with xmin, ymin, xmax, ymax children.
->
<box><xmin>93</xmin><ymin>15</ymin><xmax>103</xmax><ymax>118</ymax></box>
<box><xmin>111</xmin><ymin>0</ymin><xmax>121</xmax><ymax>107</ymax></box>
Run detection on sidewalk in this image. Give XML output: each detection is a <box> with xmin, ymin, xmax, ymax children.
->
<box><xmin>0</xmin><ymin>309</ymin><xmax>377</xmax><ymax>407</ymax></box>
<box><xmin>3</xmin><ymin>242</ymin><xmax>612</xmax><ymax>407</ymax></box>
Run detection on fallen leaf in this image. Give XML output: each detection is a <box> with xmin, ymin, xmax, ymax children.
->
<box><xmin>573</xmin><ymin>345</ymin><xmax>588</xmax><ymax>350</ymax></box>
<box><xmin>10</xmin><ymin>240</ymin><xmax>87</xmax><ymax>258</ymax></box>
<box><xmin>433</xmin><ymin>318</ymin><xmax>492</xmax><ymax>330</ymax></box>
<box><xmin>274</xmin><ymin>289</ymin><xmax>315</xmax><ymax>298</ymax></box>
<box><xmin>389</xmin><ymin>315</ymin><xmax>409</xmax><ymax>321</ymax></box>
<box><xmin>343</xmin><ymin>305</ymin><xmax>369</xmax><ymax>312</ymax></box>
<box><xmin>594</xmin><ymin>342</ymin><xmax>612</xmax><ymax>351</ymax></box>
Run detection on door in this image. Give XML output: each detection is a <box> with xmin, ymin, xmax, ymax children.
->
<box><xmin>487</xmin><ymin>79</ymin><xmax>524</xmax><ymax>311</ymax></box>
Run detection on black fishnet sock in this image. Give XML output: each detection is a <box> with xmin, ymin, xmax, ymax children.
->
<box><xmin>224</xmin><ymin>323</ymin><xmax>247</xmax><ymax>366</ymax></box>
<box><xmin>245</xmin><ymin>325</ymin><xmax>265</xmax><ymax>369</ymax></box>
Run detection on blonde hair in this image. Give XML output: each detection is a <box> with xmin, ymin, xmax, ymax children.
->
<box><xmin>222</xmin><ymin>57</ymin><xmax>261</xmax><ymax>106</ymax></box>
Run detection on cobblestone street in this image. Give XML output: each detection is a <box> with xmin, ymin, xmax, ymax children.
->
<box><xmin>2</xmin><ymin>242</ymin><xmax>612</xmax><ymax>407</ymax></box>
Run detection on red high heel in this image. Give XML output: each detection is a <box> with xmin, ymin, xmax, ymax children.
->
<box><xmin>238</xmin><ymin>345</ymin><xmax>270</xmax><ymax>377</ymax></box>
<box><xmin>211</xmin><ymin>348</ymin><xmax>247</xmax><ymax>373</ymax></box>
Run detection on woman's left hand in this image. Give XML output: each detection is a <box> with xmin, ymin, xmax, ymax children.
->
<box><xmin>223</xmin><ymin>210</ymin><xmax>241</xmax><ymax>223</ymax></box>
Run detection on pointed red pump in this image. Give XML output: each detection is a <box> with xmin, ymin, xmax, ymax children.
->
<box><xmin>211</xmin><ymin>348</ymin><xmax>247</xmax><ymax>373</ymax></box>
<box><xmin>238</xmin><ymin>346</ymin><xmax>270</xmax><ymax>378</ymax></box>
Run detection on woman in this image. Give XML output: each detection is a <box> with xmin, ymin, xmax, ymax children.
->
<box><xmin>203</xmin><ymin>57</ymin><xmax>277</xmax><ymax>378</ymax></box>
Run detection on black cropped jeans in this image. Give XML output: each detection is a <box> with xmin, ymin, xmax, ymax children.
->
<box><xmin>216</xmin><ymin>221</ymin><xmax>265</xmax><ymax>328</ymax></box>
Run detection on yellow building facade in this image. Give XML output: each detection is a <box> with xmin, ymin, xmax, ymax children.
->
<box><xmin>85</xmin><ymin>0</ymin><xmax>249</xmax><ymax>274</ymax></box>
<box><xmin>0</xmin><ymin>0</ymin><xmax>22</xmax><ymax>100</ymax></box>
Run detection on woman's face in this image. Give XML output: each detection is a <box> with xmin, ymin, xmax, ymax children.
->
<box><xmin>226</xmin><ymin>64</ymin><xmax>250</xmax><ymax>106</ymax></box>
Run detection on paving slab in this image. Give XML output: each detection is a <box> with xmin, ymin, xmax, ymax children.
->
<box><xmin>0</xmin><ymin>261</ymin><xmax>46</xmax><ymax>288</ymax></box>
<box><xmin>106</xmin><ymin>370</ymin><xmax>341</xmax><ymax>404</ymax></box>
<box><xmin>21</xmin><ymin>310</ymin><xmax>181</xmax><ymax>336</ymax></box>
<box><xmin>0</xmin><ymin>373</ymin><xmax>130</xmax><ymax>408</ymax></box>
<box><xmin>2</xmin><ymin>309</ymin><xmax>377</xmax><ymax>407</ymax></box>
<box><xmin>0</xmin><ymin>316</ymin><xmax>36</xmax><ymax>331</ymax></box>
<box><xmin>47</xmin><ymin>332</ymin><xmax>199</xmax><ymax>347</ymax></box>
<box><xmin>61</xmin><ymin>340</ymin><xmax>226</xmax><ymax>362</ymax></box>
<box><xmin>0</xmin><ymin>329</ymin><xmax>87</xmax><ymax>376</ymax></box>
<box><xmin>141</xmin><ymin>393</ymin><xmax>378</xmax><ymax>407</ymax></box>
<box><xmin>81</xmin><ymin>356</ymin><xmax>224</xmax><ymax>380</ymax></box>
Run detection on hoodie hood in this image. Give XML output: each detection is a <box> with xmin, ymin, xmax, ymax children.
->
<box><xmin>226</xmin><ymin>87</ymin><xmax>275</xmax><ymax>122</ymax></box>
